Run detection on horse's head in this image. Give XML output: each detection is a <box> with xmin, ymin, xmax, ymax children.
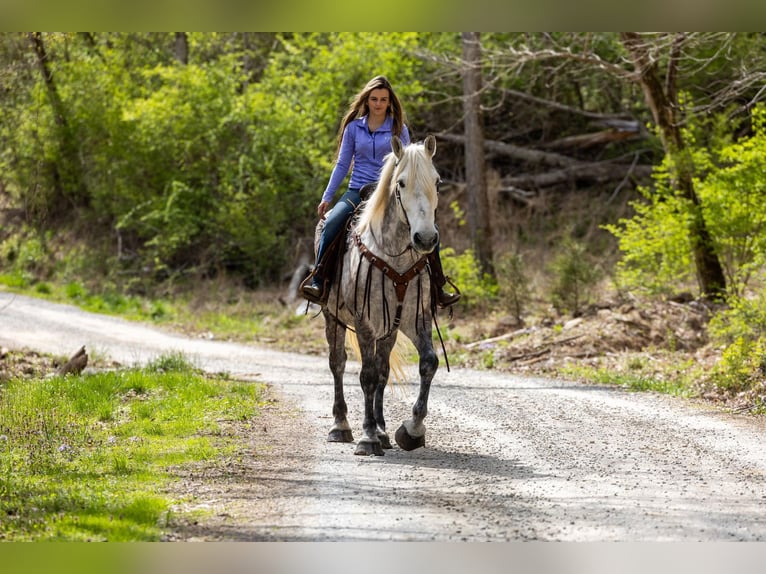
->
<box><xmin>390</xmin><ymin>134</ymin><xmax>441</xmax><ymax>254</ymax></box>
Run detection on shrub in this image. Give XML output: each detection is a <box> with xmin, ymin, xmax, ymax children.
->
<box><xmin>709</xmin><ymin>291</ymin><xmax>766</xmax><ymax>346</ymax></box>
<box><xmin>709</xmin><ymin>336</ymin><xmax>766</xmax><ymax>393</ymax></box>
<box><xmin>605</xmin><ymin>104</ymin><xmax>766</xmax><ymax>300</ymax></box>
<box><xmin>495</xmin><ymin>252</ymin><xmax>530</xmax><ymax>321</ymax></box>
<box><xmin>548</xmin><ymin>236</ymin><xmax>601</xmax><ymax>316</ymax></box>
<box><xmin>439</xmin><ymin>247</ymin><xmax>498</xmax><ymax>309</ymax></box>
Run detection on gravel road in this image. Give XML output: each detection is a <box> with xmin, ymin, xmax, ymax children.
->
<box><xmin>2</xmin><ymin>291</ymin><xmax>765</xmax><ymax>541</ymax></box>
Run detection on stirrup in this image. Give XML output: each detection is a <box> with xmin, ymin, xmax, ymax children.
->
<box><xmin>437</xmin><ymin>289</ymin><xmax>461</xmax><ymax>308</ymax></box>
<box><xmin>436</xmin><ymin>275</ymin><xmax>461</xmax><ymax>308</ymax></box>
<box><xmin>299</xmin><ymin>274</ymin><xmax>329</xmax><ymax>305</ymax></box>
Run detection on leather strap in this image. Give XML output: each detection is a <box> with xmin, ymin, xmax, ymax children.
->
<box><xmin>352</xmin><ymin>233</ymin><xmax>427</xmax><ymax>304</ymax></box>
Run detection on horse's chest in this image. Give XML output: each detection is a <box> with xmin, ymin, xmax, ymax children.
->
<box><xmin>344</xmin><ymin>254</ymin><xmax>431</xmax><ymax>335</ymax></box>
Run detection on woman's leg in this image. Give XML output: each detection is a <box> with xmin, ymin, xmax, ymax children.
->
<box><xmin>302</xmin><ymin>189</ymin><xmax>360</xmax><ymax>303</ymax></box>
<box><xmin>428</xmin><ymin>242</ymin><xmax>461</xmax><ymax>308</ymax></box>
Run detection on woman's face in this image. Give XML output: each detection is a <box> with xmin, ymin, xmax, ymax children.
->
<box><xmin>367</xmin><ymin>88</ymin><xmax>391</xmax><ymax>120</ymax></box>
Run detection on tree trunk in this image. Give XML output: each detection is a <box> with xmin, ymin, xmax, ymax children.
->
<box><xmin>461</xmin><ymin>32</ymin><xmax>494</xmax><ymax>277</ymax></box>
<box><xmin>175</xmin><ymin>32</ymin><xmax>189</xmax><ymax>64</ymax></box>
<box><xmin>621</xmin><ymin>32</ymin><xmax>727</xmax><ymax>301</ymax></box>
<box><xmin>28</xmin><ymin>32</ymin><xmax>88</xmax><ymax>214</ymax></box>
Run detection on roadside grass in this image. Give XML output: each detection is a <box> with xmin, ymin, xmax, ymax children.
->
<box><xmin>0</xmin><ymin>352</ymin><xmax>265</xmax><ymax>541</ymax></box>
<box><xmin>558</xmin><ymin>356</ymin><xmax>699</xmax><ymax>398</ymax></box>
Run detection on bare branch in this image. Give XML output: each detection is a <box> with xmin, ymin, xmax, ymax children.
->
<box><xmin>499</xmin><ymin>87</ymin><xmax>634</xmax><ymax>121</ymax></box>
<box><xmin>496</xmin><ymin>44</ymin><xmax>636</xmax><ymax>80</ymax></box>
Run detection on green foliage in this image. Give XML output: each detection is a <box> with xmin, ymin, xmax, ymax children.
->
<box><xmin>0</xmin><ymin>354</ymin><xmax>265</xmax><ymax>541</ymax></box>
<box><xmin>697</xmin><ymin>105</ymin><xmax>766</xmax><ymax>297</ymax></box>
<box><xmin>145</xmin><ymin>351</ymin><xmax>198</xmax><ymax>374</ymax></box>
<box><xmin>709</xmin><ymin>337</ymin><xmax>766</xmax><ymax>393</ymax></box>
<box><xmin>606</xmin><ymin>104</ymin><xmax>766</xmax><ymax>300</ymax></box>
<box><xmin>0</xmin><ymin>229</ymin><xmax>49</xmax><ymax>277</ymax></box>
<box><xmin>709</xmin><ymin>291</ymin><xmax>766</xmax><ymax>346</ymax></box>
<box><xmin>0</xmin><ymin>32</ymin><xmax>436</xmax><ymax>291</ymax></box>
<box><xmin>440</xmin><ymin>247</ymin><xmax>499</xmax><ymax>308</ymax></box>
<box><xmin>604</xmin><ymin>160</ymin><xmax>697</xmax><ymax>297</ymax></box>
<box><xmin>548</xmin><ymin>235</ymin><xmax>602</xmax><ymax>316</ymax></box>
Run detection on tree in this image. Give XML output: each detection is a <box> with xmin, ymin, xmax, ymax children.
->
<box><xmin>461</xmin><ymin>32</ymin><xmax>494</xmax><ymax>277</ymax></box>
<box><xmin>479</xmin><ymin>32</ymin><xmax>766</xmax><ymax>301</ymax></box>
<box><xmin>620</xmin><ymin>32</ymin><xmax>727</xmax><ymax>301</ymax></box>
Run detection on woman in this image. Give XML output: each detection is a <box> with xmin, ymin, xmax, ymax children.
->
<box><xmin>301</xmin><ymin>75</ymin><xmax>459</xmax><ymax>309</ymax></box>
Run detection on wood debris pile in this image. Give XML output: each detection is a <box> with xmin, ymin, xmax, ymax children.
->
<box><xmin>463</xmin><ymin>299</ymin><xmax>714</xmax><ymax>371</ymax></box>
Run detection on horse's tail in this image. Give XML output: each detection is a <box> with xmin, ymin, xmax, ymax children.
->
<box><xmin>345</xmin><ymin>331</ymin><xmax>411</xmax><ymax>396</ymax></box>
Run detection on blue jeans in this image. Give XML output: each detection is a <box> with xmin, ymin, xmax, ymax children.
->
<box><xmin>314</xmin><ymin>187</ymin><xmax>361</xmax><ymax>280</ymax></box>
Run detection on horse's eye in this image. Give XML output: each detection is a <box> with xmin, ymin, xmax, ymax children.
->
<box><xmin>397</xmin><ymin>179</ymin><xmax>405</xmax><ymax>189</ymax></box>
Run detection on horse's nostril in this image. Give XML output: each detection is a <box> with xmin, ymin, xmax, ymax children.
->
<box><xmin>414</xmin><ymin>232</ymin><xmax>422</xmax><ymax>245</ymax></box>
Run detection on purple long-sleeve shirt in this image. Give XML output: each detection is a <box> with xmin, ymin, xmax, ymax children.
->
<box><xmin>321</xmin><ymin>115</ymin><xmax>411</xmax><ymax>204</ymax></box>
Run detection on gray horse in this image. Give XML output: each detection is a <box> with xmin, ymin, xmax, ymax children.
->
<box><xmin>317</xmin><ymin>135</ymin><xmax>442</xmax><ymax>456</ymax></box>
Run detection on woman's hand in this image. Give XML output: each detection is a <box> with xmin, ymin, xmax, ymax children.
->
<box><xmin>317</xmin><ymin>201</ymin><xmax>330</xmax><ymax>219</ymax></box>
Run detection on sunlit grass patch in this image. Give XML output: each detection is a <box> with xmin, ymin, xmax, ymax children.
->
<box><xmin>560</xmin><ymin>362</ymin><xmax>695</xmax><ymax>397</ymax></box>
<box><xmin>0</xmin><ymin>353</ymin><xmax>265</xmax><ymax>541</ymax></box>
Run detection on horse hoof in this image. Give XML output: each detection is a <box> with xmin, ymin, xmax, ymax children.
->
<box><xmin>378</xmin><ymin>432</ymin><xmax>392</xmax><ymax>449</ymax></box>
<box><xmin>395</xmin><ymin>425</ymin><xmax>425</xmax><ymax>451</ymax></box>
<box><xmin>355</xmin><ymin>439</ymin><xmax>384</xmax><ymax>456</ymax></box>
<box><xmin>328</xmin><ymin>429</ymin><xmax>354</xmax><ymax>443</ymax></box>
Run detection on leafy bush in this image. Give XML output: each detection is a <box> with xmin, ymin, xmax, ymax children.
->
<box><xmin>440</xmin><ymin>247</ymin><xmax>498</xmax><ymax>308</ymax></box>
<box><xmin>709</xmin><ymin>336</ymin><xmax>766</xmax><ymax>393</ymax></box>
<box><xmin>606</xmin><ymin>104</ymin><xmax>766</xmax><ymax>300</ymax></box>
<box><xmin>548</xmin><ymin>236</ymin><xmax>601</xmax><ymax>316</ymax></box>
<box><xmin>709</xmin><ymin>291</ymin><xmax>766</xmax><ymax>346</ymax></box>
<box><xmin>603</xmin><ymin>162</ymin><xmax>697</xmax><ymax>297</ymax></box>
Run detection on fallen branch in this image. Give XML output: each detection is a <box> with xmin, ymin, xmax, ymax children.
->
<box><xmin>438</xmin><ymin>132</ymin><xmax>578</xmax><ymax>168</ymax></box>
<box><xmin>516</xmin><ymin>349</ymin><xmax>552</xmax><ymax>366</ymax></box>
<box><xmin>501</xmin><ymin>161</ymin><xmax>653</xmax><ymax>191</ymax></box>
<box><xmin>464</xmin><ymin>327</ymin><xmax>535</xmax><ymax>349</ymax></box>
<box><xmin>506</xmin><ymin>334</ymin><xmax>584</xmax><ymax>363</ymax></box>
<box><xmin>542</xmin><ymin>128</ymin><xmax>643</xmax><ymax>151</ymax></box>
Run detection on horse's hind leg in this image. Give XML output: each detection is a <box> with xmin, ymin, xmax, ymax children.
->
<box><xmin>324</xmin><ymin>312</ymin><xmax>353</xmax><ymax>443</ymax></box>
<box><xmin>395</xmin><ymin>324</ymin><xmax>438</xmax><ymax>451</ymax></box>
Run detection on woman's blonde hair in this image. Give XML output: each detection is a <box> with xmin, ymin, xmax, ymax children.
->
<box><xmin>334</xmin><ymin>75</ymin><xmax>406</xmax><ymax>159</ymax></box>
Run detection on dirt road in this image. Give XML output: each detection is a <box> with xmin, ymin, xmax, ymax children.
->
<box><xmin>2</xmin><ymin>291</ymin><xmax>765</xmax><ymax>541</ymax></box>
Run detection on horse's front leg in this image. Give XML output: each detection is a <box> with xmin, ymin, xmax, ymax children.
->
<box><xmin>354</xmin><ymin>328</ymin><xmax>385</xmax><ymax>456</ymax></box>
<box><xmin>395</xmin><ymin>321</ymin><xmax>438</xmax><ymax>451</ymax></box>
<box><xmin>324</xmin><ymin>311</ymin><xmax>353</xmax><ymax>443</ymax></box>
<box><xmin>372</xmin><ymin>336</ymin><xmax>397</xmax><ymax>449</ymax></box>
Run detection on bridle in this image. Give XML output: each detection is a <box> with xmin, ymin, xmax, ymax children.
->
<box><xmin>370</xmin><ymin>169</ymin><xmax>436</xmax><ymax>259</ymax></box>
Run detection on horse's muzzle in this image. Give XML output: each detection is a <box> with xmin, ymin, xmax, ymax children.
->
<box><xmin>412</xmin><ymin>230</ymin><xmax>439</xmax><ymax>254</ymax></box>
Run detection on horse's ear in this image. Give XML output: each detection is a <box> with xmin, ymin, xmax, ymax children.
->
<box><xmin>391</xmin><ymin>135</ymin><xmax>404</xmax><ymax>160</ymax></box>
<box><xmin>424</xmin><ymin>134</ymin><xmax>436</xmax><ymax>158</ymax></box>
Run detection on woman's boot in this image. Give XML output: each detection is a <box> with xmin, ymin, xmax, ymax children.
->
<box><xmin>427</xmin><ymin>251</ymin><xmax>461</xmax><ymax>308</ymax></box>
<box><xmin>300</xmin><ymin>258</ymin><xmax>330</xmax><ymax>305</ymax></box>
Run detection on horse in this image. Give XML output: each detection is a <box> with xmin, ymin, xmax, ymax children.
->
<box><xmin>316</xmin><ymin>134</ymin><xmax>442</xmax><ymax>456</ymax></box>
